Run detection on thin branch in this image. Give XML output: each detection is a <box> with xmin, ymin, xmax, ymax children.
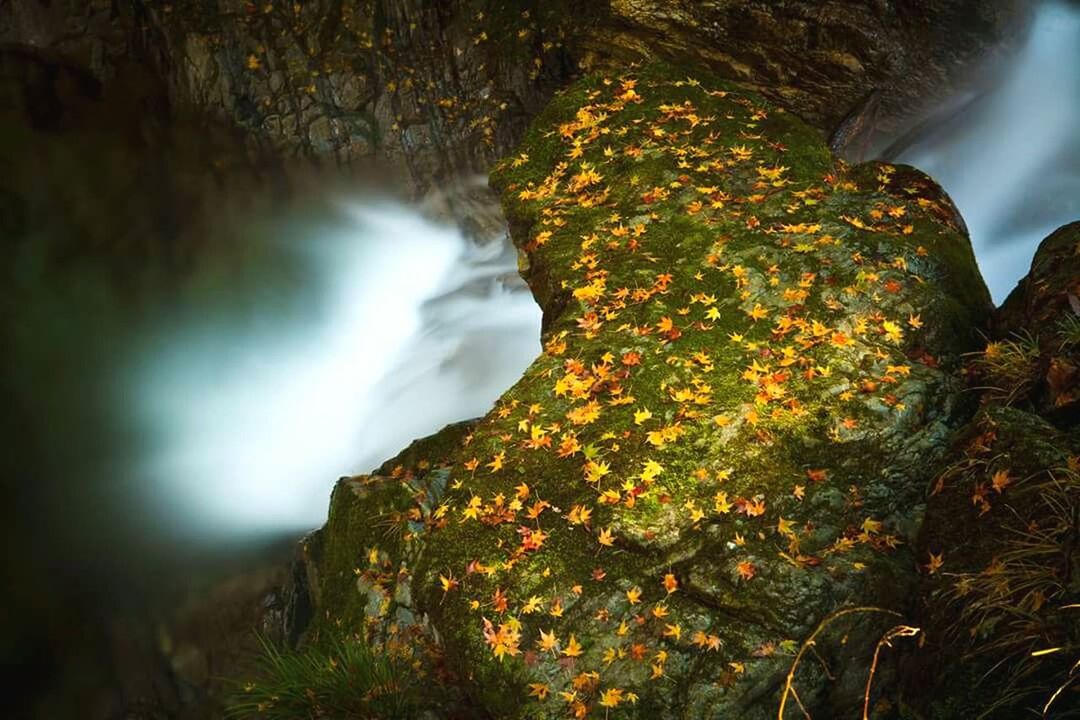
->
<box><xmin>778</xmin><ymin>606</ymin><xmax>902</xmax><ymax>720</ymax></box>
<box><xmin>863</xmin><ymin>625</ymin><xmax>920</xmax><ymax>720</ymax></box>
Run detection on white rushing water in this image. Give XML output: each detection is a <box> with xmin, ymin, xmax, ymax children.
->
<box><xmin>130</xmin><ymin>192</ymin><xmax>541</xmax><ymax>537</ymax></box>
<box><xmin>895</xmin><ymin>0</ymin><xmax>1080</xmax><ymax>302</ymax></box>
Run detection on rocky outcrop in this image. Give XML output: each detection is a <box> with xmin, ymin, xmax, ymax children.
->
<box><xmin>302</xmin><ymin>62</ymin><xmax>992</xmax><ymax>718</ymax></box>
<box><xmin>995</xmin><ymin>221</ymin><xmax>1080</xmax><ymax>425</ymax></box>
<box><xmin>908</xmin><ymin>222</ymin><xmax>1080</xmax><ymax>717</ymax></box>
<box><xmin>3</xmin><ymin>1</ymin><xmax>1027</xmax><ymax>189</ymax></box>
<box><xmin>581</xmin><ymin>1</ymin><xmax>1028</xmax><ymax>157</ymax></box>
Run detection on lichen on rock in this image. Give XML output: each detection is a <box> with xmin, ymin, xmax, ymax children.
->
<box><xmin>309</xmin><ymin>62</ymin><xmax>993</xmax><ymax>717</ymax></box>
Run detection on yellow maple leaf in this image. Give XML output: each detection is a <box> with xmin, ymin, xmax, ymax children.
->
<box><xmin>521</xmin><ymin>595</ymin><xmax>543</xmax><ymax>614</ymax></box>
<box><xmin>599</xmin><ymin>688</ymin><xmax>624</xmax><ymax>708</ymax></box>
<box><xmin>640</xmin><ymin>460</ymin><xmax>664</xmax><ymax>483</ymax></box>
<box><xmin>567</xmin><ymin>504</ymin><xmax>593</xmax><ymax>526</ymax></box>
<box><xmin>562</xmin><ymin>634</ymin><xmax>584</xmax><ymax>657</ymax></box>
<box><xmin>537</xmin><ymin>628</ymin><xmax>559</xmax><ymax>653</ymax></box>
<box><xmin>439</xmin><ymin>573</ymin><xmax>458</xmax><ymax>594</ymax></box>
<box><xmin>882</xmin><ymin>320</ymin><xmax>904</xmax><ymax>344</ymax></box>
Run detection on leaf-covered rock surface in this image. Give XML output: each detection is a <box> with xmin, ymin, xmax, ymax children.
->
<box><xmin>305</xmin><ymin>63</ymin><xmax>993</xmax><ymax>718</ymax></box>
<box><xmin>581</xmin><ymin>0</ymin><xmax>1027</xmax><ymax>148</ymax></box>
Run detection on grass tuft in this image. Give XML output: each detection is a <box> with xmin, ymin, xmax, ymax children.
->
<box><xmin>968</xmin><ymin>332</ymin><xmax>1041</xmax><ymax>406</ymax></box>
<box><xmin>939</xmin><ymin>464</ymin><xmax>1080</xmax><ymax>718</ymax></box>
<box><xmin>1056</xmin><ymin>313</ymin><xmax>1080</xmax><ymax>351</ymax></box>
<box><xmin>225</xmin><ymin>632</ymin><xmax>422</xmax><ymax>720</ymax></box>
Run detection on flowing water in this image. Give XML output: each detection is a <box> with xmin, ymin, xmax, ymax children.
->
<box><xmin>4</xmin><ymin>175</ymin><xmax>542</xmax><ymax>711</ymax></box>
<box><xmin>128</xmin><ymin>191</ymin><xmax>541</xmax><ymax>539</ymax></box>
<box><xmin>893</xmin><ymin>0</ymin><xmax>1080</xmax><ymax>302</ymax></box>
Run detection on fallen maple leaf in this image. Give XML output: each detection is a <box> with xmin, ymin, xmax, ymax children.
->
<box><xmin>562</xmin><ymin>634</ymin><xmax>584</xmax><ymax>658</ymax></box>
<box><xmin>663</xmin><ymin>573</ymin><xmax>678</xmax><ymax>594</ymax></box>
<box><xmin>736</xmin><ymin>560</ymin><xmax>756</xmax><ymax>580</ymax></box>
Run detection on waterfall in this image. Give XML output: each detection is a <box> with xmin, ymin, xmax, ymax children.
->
<box><xmin>128</xmin><ymin>189</ymin><xmax>541</xmax><ymax>537</ymax></box>
<box><xmin>895</xmin><ymin>0</ymin><xmax>1080</xmax><ymax>302</ymax></box>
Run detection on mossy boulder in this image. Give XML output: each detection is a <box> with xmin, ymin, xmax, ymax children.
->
<box><xmin>309</xmin><ymin>63</ymin><xmax>991</xmax><ymax>718</ymax></box>
<box><xmin>909</xmin><ymin>407</ymin><xmax>1080</xmax><ymax>718</ymax></box>
<box><xmin>996</xmin><ymin>221</ymin><xmax>1080</xmax><ymax>425</ymax></box>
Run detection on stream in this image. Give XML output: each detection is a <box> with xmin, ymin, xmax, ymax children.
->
<box><xmin>2</xmin><ymin>174</ymin><xmax>541</xmax><ymax>714</ymax></box>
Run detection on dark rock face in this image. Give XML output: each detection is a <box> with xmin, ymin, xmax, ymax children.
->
<box><xmin>121</xmin><ymin>0</ymin><xmax>587</xmax><ymax>191</ymax></box>
<box><xmin>0</xmin><ymin>0</ymin><xmax>144</xmax><ymax>81</ymax></box>
<box><xmin>581</xmin><ymin>0</ymin><xmax>1028</xmax><ymax>159</ymax></box>
<box><xmin>2</xmin><ymin>1</ymin><xmax>1027</xmax><ymax>188</ymax></box>
<box><xmin>996</xmin><ymin>221</ymin><xmax>1080</xmax><ymax>424</ymax></box>
<box><xmin>1</xmin><ymin>0</ymin><xmax>588</xmax><ymax>191</ymax></box>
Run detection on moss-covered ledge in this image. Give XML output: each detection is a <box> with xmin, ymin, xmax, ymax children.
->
<box><xmin>307</xmin><ymin>62</ymin><xmax>992</xmax><ymax>718</ymax></box>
